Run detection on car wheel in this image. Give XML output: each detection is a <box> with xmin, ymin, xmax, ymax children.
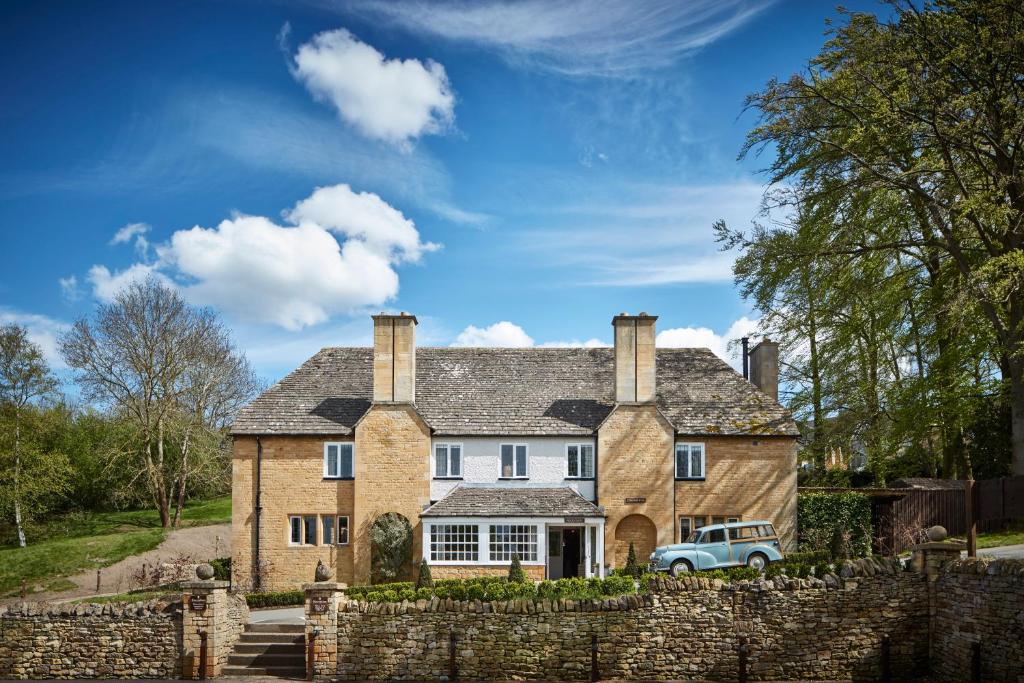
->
<box><xmin>670</xmin><ymin>559</ymin><xmax>692</xmax><ymax>577</ymax></box>
<box><xmin>747</xmin><ymin>552</ymin><xmax>768</xmax><ymax>571</ymax></box>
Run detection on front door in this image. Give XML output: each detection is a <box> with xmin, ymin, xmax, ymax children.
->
<box><xmin>563</xmin><ymin>528</ymin><xmax>581</xmax><ymax>578</ymax></box>
<box><xmin>547</xmin><ymin>529</ymin><xmax>563</xmax><ymax>579</ymax></box>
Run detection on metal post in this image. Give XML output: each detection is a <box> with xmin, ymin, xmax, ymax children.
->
<box><xmin>590</xmin><ymin>634</ymin><xmax>598</xmax><ymax>682</ymax></box>
<box><xmin>738</xmin><ymin>635</ymin><xmax>748</xmax><ymax>683</ymax></box>
<box><xmin>198</xmin><ymin>630</ymin><xmax>207</xmax><ymax>681</ymax></box>
<box><xmin>20</xmin><ymin>579</ymin><xmax>26</xmax><ymax>599</ymax></box>
<box><xmin>971</xmin><ymin>641</ymin><xmax>981</xmax><ymax>683</ymax></box>
<box><xmin>965</xmin><ymin>478</ymin><xmax>977</xmax><ymax>558</ymax></box>
<box><xmin>307</xmin><ymin>630</ymin><xmax>316</xmax><ymax>681</ymax></box>
<box><xmin>96</xmin><ymin>568</ymin><xmax>101</xmax><ymax>593</ymax></box>
<box><xmin>449</xmin><ymin>629</ymin><xmax>458</xmax><ymax>681</ymax></box>
<box><xmin>881</xmin><ymin>634</ymin><xmax>891</xmax><ymax>683</ymax></box>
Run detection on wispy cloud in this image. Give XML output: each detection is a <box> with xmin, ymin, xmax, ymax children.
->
<box><xmin>344</xmin><ymin>0</ymin><xmax>773</xmax><ymax>77</ymax></box>
<box><xmin>0</xmin><ymin>308</ymin><xmax>70</xmax><ymax>369</ymax></box>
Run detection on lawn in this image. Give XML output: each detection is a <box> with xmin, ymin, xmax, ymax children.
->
<box><xmin>952</xmin><ymin>520</ymin><xmax>1024</xmax><ymax>549</ymax></box>
<box><xmin>0</xmin><ymin>496</ymin><xmax>231</xmax><ymax>597</ymax></box>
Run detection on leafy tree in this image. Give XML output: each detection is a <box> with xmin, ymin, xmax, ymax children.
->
<box><xmin>369</xmin><ymin>512</ymin><xmax>413</xmax><ymax>583</ymax></box>
<box><xmin>60</xmin><ymin>278</ymin><xmax>258</xmax><ymax>527</ymax></box>
<box><xmin>507</xmin><ymin>553</ymin><xmax>527</xmax><ymax>583</ymax></box>
<box><xmin>415</xmin><ymin>558</ymin><xmax>433</xmax><ymax>589</ymax></box>
<box><xmin>0</xmin><ymin>324</ymin><xmax>64</xmax><ymax>546</ymax></box>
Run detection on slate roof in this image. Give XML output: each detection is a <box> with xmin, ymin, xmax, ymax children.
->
<box><xmin>421</xmin><ymin>486</ymin><xmax>604</xmax><ymax>518</ymax></box>
<box><xmin>231</xmin><ymin>347</ymin><xmax>798</xmax><ymax>437</ymax></box>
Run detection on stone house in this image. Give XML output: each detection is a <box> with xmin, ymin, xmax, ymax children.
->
<box><xmin>230</xmin><ymin>312</ymin><xmax>798</xmax><ymax>590</ymax></box>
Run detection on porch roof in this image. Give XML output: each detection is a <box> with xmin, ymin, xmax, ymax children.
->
<box><xmin>421</xmin><ymin>485</ymin><xmax>604</xmax><ymax>518</ymax></box>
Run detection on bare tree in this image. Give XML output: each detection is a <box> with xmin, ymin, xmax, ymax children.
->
<box><xmin>60</xmin><ymin>278</ymin><xmax>258</xmax><ymax>527</ymax></box>
<box><xmin>0</xmin><ymin>324</ymin><xmax>59</xmax><ymax>547</ymax></box>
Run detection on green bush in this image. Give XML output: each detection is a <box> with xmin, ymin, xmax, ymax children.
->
<box><xmin>210</xmin><ymin>557</ymin><xmax>231</xmax><ymax>582</ymax></box>
<box><xmin>798</xmin><ymin>492</ymin><xmax>872</xmax><ymax>559</ymax></box>
<box><xmin>245</xmin><ymin>590</ymin><xmax>304</xmax><ymax>608</ymax></box>
<box><xmin>355</xmin><ymin>571</ymin><xmax>637</xmax><ymax>603</ymax></box>
<box><xmin>508</xmin><ymin>554</ymin><xmax>527</xmax><ymax>583</ymax></box>
<box><xmin>623</xmin><ymin>542</ymin><xmax>643</xmax><ymax>578</ymax></box>
<box><xmin>786</xmin><ymin>550</ymin><xmax>832</xmax><ymax>565</ymax></box>
<box><xmin>416</xmin><ymin>559</ymin><xmax>433</xmax><ymax>589</ymax></box>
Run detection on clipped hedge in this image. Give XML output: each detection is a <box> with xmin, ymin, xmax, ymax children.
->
<box><xmin>245</xmin><ymin>590</ymin><xmax>304</xmax><ymax>608</ymax></box>
<box><xmin>348</xmin><ymin>574</ymin><xmax>637</xmax><ymax>603</ymax></box>
<box><xmin>798</xmin><ymin>492</ymin><xmax>872</xmax><ymax>558</ymax></box>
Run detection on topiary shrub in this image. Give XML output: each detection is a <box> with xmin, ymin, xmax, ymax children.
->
<box><xmin>508</xmin><ymin>553</ymin><xmax>527</xmax><ymax>583</ymax></box>
<box><xmin>415</xmin><ymin>558</ymin><xmax>433</xmax><ymax>589</ymax></box>
<box><xmin>245</xmin><ymin>590</ymin><xmax>304</xmax><ymax>608</ymax></box>
<box><xmin>370</xmin><ymin>512</ymin><xmax>414</xmax><ymax>583</ymax></box>
<box><xmin>623</xmin><ymin>542</ymin><xmax>643</xmax><ymax>578</ymax></box>
<box><xmin>798</xmin><ymin>492</ymin><xmax>872</xmax><ymax>559</ymax></box>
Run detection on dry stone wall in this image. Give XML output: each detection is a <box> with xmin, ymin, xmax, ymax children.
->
<box><xmin>333</xmin><ymin>568</ymin><xmax>930</xmax><ymax>681</ymax></box>
<box><xmin>0</xmin><ymin>600</ymin><xmax>181</xmax><ymax>679</ymax></box>
<box><xmin>931</xmin><ymin>558</ymin><xmax>1024</xmax><ymax>682</ymax></box>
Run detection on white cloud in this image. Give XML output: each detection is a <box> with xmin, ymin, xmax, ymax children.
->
<box><xmin>285</xmin><ymin>183</ymin><xmax>440</xmax><ymax>262</ymax></box>
<box><xmin>657</xmin><ymin>316</ymin><xmax>759</xmax><ymax>368</ymax></box>
<box><xmin>0</xmin><ymin>308</ymin><xmax>70</xmax><ymax>369</ymax></box>
<box><xmin>78</xmin><ymin>184</ymin><xmax>436</xmax><ymax>330</ymax></box>
<box><xmin>452</xmin><ymin>321</ymin><xmax>535</xmax><ymax>347</ymax></box>
<box><xmin>291</xmin><ymin>28</ymin><xmax>455</xmax><ymax>146</ymax></box>
<box><xmin>347</xmin><ymin>0</ymin><xmax>772</xmax><ymax>76</ymax></box>
<box><xmin>87</xmin><ymin>263</ymin><xmax>171</xmax><ymax>303</ymax></box>
<box><xmin>110</xmin><ymin>222</ymin><xmax>149</xmax><ymax>245</ymax></box>
<box><xmin>58</xmin><ymin>275</ymin><xmax>80</xmax><ymax>302</ymax></box>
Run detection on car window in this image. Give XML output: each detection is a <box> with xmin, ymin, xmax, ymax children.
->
<box><xmin>732</xmin><ymin>525</ymin><xmax>757</xmax><ymax>540</ymax></box>
<box><xmin>700</xmin><ymin>529</ymin><xmax>726</xmax><ymax>544</ymax></box>
<box><xmin>686</xmin><ymin>531</ymin><xmax>699</xmax><ymax>543</ymax></box>
<box><xmin>762</xmin><ymin>524</ymin><xmax>777</xmax><ymax>537</ymax></box>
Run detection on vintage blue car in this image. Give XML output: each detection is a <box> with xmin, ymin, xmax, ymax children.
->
<box><xmin>650</xmin><ymin>520</ymin><xmax>785</xmax><ymax>576</ymax></box>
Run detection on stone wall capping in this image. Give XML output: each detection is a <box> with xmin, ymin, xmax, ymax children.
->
<box><xmin>180</xmin><ymin>580</ymin><xmax>230</xmax><ymax>589</ymax></box>
<box><xmin>303</xmin><ymin>582</ymin><xmax>345</xmax><ymax>591</ymax></box>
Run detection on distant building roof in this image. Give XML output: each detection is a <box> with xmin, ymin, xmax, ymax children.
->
<box><xmin>421</xmin><ymin>486</ymin><xmax>604</xmax><ymax>518</ymax></box>
<box><xmin>231</xmin><ymin>347</ymin><xmax>798</xmax><ymax>437</ymax></box>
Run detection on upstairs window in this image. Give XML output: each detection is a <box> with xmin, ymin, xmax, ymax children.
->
<box><xmin>675</xmin><ymin>443</ymin><xmax>705</xmax><ymax>480</ymax></box>
<box><xmin>324</xmin><ymin>443</ymin><xmax>354</xmax><ymax>479</ymax></box>
<box><xmin>500</xmin><ymin>444</ymin><xmax>528</xmax><ymax>478</ymax></box>
<box><xmin>566</xmin><ymin>444</ymin><xmax>595</xmax><ymax>479</ymax></box>
<box><xmin>434</xmin><ymin>443</ymin><xmax>462</xmax><ymax>479</ymax></box>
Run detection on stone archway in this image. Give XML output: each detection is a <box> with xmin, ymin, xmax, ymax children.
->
<box><xmin>369</xmin><ymin>512</ymin><xmax>413</xmax><ymax>583</ymax></box>
<box><xmin>614</xmin><ymin>514</ymin><xmax>658</xmax><ymax>568</ymax></box>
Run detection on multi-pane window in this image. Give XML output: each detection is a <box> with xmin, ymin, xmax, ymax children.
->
<box><xmin>500</xmin><ymin>444</ymin><xmax>528</xmax><ymax>478</ymax></box>
<box><xmin>337</xmin><ymin>516</ymin><xmax>349</xmax><ymax>545</ymax></box>
<box><xmin>324</xmin><ymin>443</ymin><xmax>354</xmax><ymax>479</ymax></box>
<box><xmin>289</xmin><ymin>515</ymin><xmax>317</xmax><ymax>545</ymax></box>
<box><xmin>675</xmin><ymin>443</ymin><xmax>705</xmax><ymax>479</ymax></box>
<box><xmin>489</xmin><ymin>525</ymin><xmax>538</xmax><ymax>562</ymax></box>
<box><xmin>566</xmin><ymin>444</ymin><xmax>595</xmax><ymax>479</ymax></box>
<box><xmin>429</xmin><ymin>524</ymin><xmax>479</xmax><ymax>562</ymax></box>
<box><xmin>322</xmin><ymin>516</ymin><xmax>335</xmax><ymax>545</ymax></box>
<box><xmin>434</xmin><ymin>443</ymin><xmax>462</xmax><ymax>478</ymax></box>
<box><xmin>679</xmin><ymin>516</ymin><xmax>692</xmax><ymax>542</ymax></box>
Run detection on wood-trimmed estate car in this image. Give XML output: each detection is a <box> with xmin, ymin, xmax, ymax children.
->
<box><xmin>650</xmin><ymin>520</ymin><xmax>785</xmax><ymax>576</ymax></box>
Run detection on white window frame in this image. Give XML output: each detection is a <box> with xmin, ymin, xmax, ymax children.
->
<box><xmin>336</xmin><ymin>515</ymin><xmax>350</xmax><ymax>545</ymax></box>
<box><xmin>433</xmin><ymin>442</ymin><xmax>464</xmax><ymax>479</ymax></box>
<box><xmin>565</xmin><ymin>443</ymin><xmax>595</xmax><ymax>479</ymax></box>
<box><xmin>499</xmin><ymin>443</ymin><xmax>529</xmax><ymax>479</ymax></box>
<box><xmin>323</xmin><ymin>442</ymin><xmax>355</xmax><ymax>479</ymax></box>
<box><xmin>675</xmin><ymin>442</ymin><xmax>705</xmax><ymax>480</ymax></box>
<box><xmin>289</xmin><ymin>514</ymin><xmax>318</xmax><ymax>547</ymax></box>
<box><xmin>488</xmin><ymin>524</ymin><xmax>539</xmax><ymax>562</ymax></box>
<box><xmin>428</xmin><ymin>523</ymin><xmax>480</xmax><ymax>562</ymax></box>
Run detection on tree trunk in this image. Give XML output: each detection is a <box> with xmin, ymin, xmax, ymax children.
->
<box><xmin>13</xmin><ymin>409</ymin><xmax>26</xmax><ymax>547</ymax></box>
<box><xmin>1010</xmin><ymin>356</ymin><xmax>1024</xmax><ymax>476</ymax></box>
<box><xmin>171</xmin><ymin>426</ymin><xmax>193</xmax><ymax>529</ymax></box>
<box><xmin>156</xmin><ymin>418</ymin><xmax>170</xmax><ymax>528</ymax></box>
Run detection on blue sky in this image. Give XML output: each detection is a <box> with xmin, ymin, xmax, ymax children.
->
<box><xmin>0</xmin><ymin>0</ymin><xmax>885</xmax><ymax>384</ymax></box>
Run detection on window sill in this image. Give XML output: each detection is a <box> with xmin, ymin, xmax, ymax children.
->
<box><xmin>566</xmin><ymin>477</ymin><xmax>595</xmax><ymax>481</ymax></box>
<box><xmin>323</xmin><ymin>476</ymin><xmax>355</xmax><ymax>481</ymax></box>
<box><xmin>433</xmin><ymin>477</ymin><xmax>464</xmax><ymax>480</ymax></box>
<box><xmin>675</xmin><ymin>477</ymin><xmax>706</xmax><ymax>482</ymax></box>
<box><xmin>497</xmin><ymin>477</ymin><xmax>530</xmax><ymax>481</ymax></box>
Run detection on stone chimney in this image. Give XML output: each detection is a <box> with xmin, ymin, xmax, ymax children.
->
<box><xmin>748</xmin><ymin>339</ymin><xmax>779</xmax><ymax>402</ymax></box>
<box><xmin>612</xmin><ymin>312</ymin><xmax>657</xmax><ymax>403</ymax></box>
<box><xmin>372</xmin><ymin>312</ymin><xmax>417</xmax><ymax>403</ymax></box>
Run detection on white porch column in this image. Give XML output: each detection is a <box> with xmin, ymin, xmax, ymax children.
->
<box><xmin>584</xmin><ymin>525</ymin><xmax>593</xmax><ymax>578</ymax></box>
<box><xmin>597</xmin><ymin>521</ymin><xmax>606</xmax><ymax>578</ymax></box>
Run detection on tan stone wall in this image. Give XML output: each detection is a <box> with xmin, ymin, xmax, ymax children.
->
<box><xmin>613</xmin><ymin>514</ymin><xmax>658</xmax><ymax>568</ymax></box>
<box><xmin>673</xmin><ymin>435</ymin><xmax>797</xmax><ymax>550</ymax></box>
<box><xmin>598</xmin><ymin>404</ymin><xmax>675</xmax><ymax>568</ymax></box>
<box><xmin>231</xmin><ymin>435</ymin><xmax>356</xmax><ymax>591</ymax></box>
<box><xmin>353</xmin><ymin>404</ymin><xmax>431</xmax><ymax>585</ymax></box>
<box><xmin>430</xmin><ymin>564</ymin><xmax>546</xmax><ymax>581</ymax></box>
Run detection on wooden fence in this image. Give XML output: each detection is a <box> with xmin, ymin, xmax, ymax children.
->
<box><xmin>874</xmin><ymin>476</ymin><xmax>1024</xmax><ymax>555</ymax></box>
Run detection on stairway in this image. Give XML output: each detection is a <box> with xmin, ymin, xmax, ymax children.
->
<box><xmin>222</xmin><ymin>622</ymin><xmax>306</xmax><ymax>678</ymax></box>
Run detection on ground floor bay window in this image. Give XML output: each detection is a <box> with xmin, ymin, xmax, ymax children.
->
<box><xmin>422</xmin><ymin>516</ymin><xmax>606</xmax><ymax>579</ymax></box>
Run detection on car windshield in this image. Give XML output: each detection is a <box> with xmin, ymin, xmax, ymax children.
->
<box><xmin>685</xmin><ymin>530</ymin><xmax>699</xmax><ymax>543</ymax></box>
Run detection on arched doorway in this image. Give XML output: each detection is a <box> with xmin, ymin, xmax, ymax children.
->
<box><xmin>614</xmin><ymin>514</ymin><xmax>658</xmax><ymax>568</ymax></box>
<box><xmin>370</xmin><ymin>512</ymin><xmax>413</xmax><ymax>583</ymax></box>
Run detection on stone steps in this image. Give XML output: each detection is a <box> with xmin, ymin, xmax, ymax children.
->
<box><xmin>223</xmin><ymin>622</ymin><xmax>305</xmax><ymax>678</ymax></box>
